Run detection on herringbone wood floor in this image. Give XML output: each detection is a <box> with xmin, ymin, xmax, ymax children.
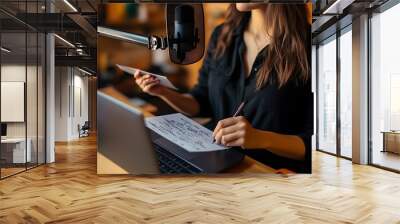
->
<box><xmin>1</xmin><ymin>135</ymin><xmax>400</xmax><ymax>224</ymax></box>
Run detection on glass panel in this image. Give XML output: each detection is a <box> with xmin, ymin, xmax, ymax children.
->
<box><xmin>38</xmin><ymin>32</ymin><xmax>45</xmax><ymax>165</ymax></box>
<box><xmin>27</xmin><ymin>31</ymin><xmax>38</xmax><ymax>169</ymax></box>
<box><xmin>312</xmin><ymin>46</ymin><xmax>317</xmax><ymax>150</ymax></box>
<box><xmin>371</xmin><ymin>3</ymin><xmax>400</xmax><ymax>171</ymax></box>
<box><xmin>339</xmin><ymin>29</ymin><xmax>352</xmax><ymax>158</ymax></box>
<box><xmin>26</xmin><ymin>0</ymin><xmax>39</xmax><ymax>169</ymax></box>
<box><xmin>317</xmin><ymin>37</ymin><xmax>337</xmax><ymax>154</ymax></box>
<box><xmin>0</xmin><ymin>1</ymin><xmax>46</xmax><ymax>178</ymax></box>
<box><xmin>1</xmin><ymin>30</ymin><xmax>28</xmax><ymax>177</ymax></box>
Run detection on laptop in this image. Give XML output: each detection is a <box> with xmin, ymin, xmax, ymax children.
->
<box><xmin>97</xmin><ymin>91</ymin><xmax>244</xmax><ymax>174</ymax></box>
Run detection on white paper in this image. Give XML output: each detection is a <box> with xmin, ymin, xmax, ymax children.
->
<box><xmin>145</xmin><ymin>113</ymin><xmax>229</xmax><ymax>152</ymax></box>
<box><xmin>116</xmin><ymin>64</ymin><xmax>177</xmax><ymax>90</ymax></box>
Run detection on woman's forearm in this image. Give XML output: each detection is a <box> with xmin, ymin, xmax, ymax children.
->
<box><xmin>253</xmin><ymin>130</ymin><xmax>306</xmax><ymax>160</ymax></box>
<box><xmin>158</xmin><ymin>88</ymin><xmax>200</xmax><ymax>117</ymax></box>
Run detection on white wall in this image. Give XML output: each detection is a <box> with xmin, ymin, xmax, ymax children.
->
<box><xmin>54</xmin><ymin>67</ymin><xmax>89</xmax><ymax>141</ymax></box>
<box><xmin>55</xmin><ymin>66</ymin><xmax>70</xmax><ymax>141</ymax></box>
<box><xmin>72</xmin><ymin>73</ymin><xmax>89</xmax><ymax>138</ymax></box>
<box><xmin>1</xmin><ymin>64</ymin><xmax>46</xmax><ymax>164</ymax></box>
<box><xmin>1</xmin><ymin>65</ymin><xmax>31</xmax><ymax>138</ymax></box>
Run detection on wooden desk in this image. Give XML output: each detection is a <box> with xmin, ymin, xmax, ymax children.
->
<box><xmin>381</xmin><ymin>131</ymin><xmax>400</xmax><ymax>154</ymax></box>
<box><xmin>98</xmin><ymin>87</ymin><xmax>287</xmax><ymax>174</ymax></box>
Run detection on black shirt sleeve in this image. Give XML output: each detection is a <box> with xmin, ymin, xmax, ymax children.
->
<box><xmin>189</xmin><ymin>25</ymin><xmax>222</xmax><ymax>117</ymax></box>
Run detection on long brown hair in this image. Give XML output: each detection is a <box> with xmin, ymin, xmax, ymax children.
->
<box><xmin>215</xmin><ymin>4</ymin><xmax>310</xmax><ymax>89</ymax></box>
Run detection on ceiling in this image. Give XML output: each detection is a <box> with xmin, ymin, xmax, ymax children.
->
<box><xmin>0</xmin><ymin>0</ymin><xmax>99</xmax><ymax>71</ymax></box>
<box><xmin>1</xmin><ymin>0</ymin><xmax>397</xmax><ymax>71</ymax></box>
<box><xmin>312</xmin><ymin>0</ymin><xmax>392</xmax><ymax>43</ymax></box>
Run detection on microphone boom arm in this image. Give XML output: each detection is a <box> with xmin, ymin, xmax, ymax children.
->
<box><xmin>97</xmin><ymin>26</ymin><xmax>168</xmax><ymax>50</ymax></box>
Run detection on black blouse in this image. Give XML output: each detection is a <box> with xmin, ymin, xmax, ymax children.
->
<box><xmin>189</xmin><ymin>14</ymin><xmax>313</xmax><ymax>173</ymax></box>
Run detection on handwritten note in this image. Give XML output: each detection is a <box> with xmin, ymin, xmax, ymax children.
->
<box><xmin>145</xmin><ymin>113</ymin><xmax>229</xmax><ymax>152</ymax></box>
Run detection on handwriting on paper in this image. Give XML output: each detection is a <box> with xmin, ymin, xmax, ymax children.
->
<box><xmin>145</xmin><ymin>113</ymin><xmax>229</xmax><ymax>152</ymax></box>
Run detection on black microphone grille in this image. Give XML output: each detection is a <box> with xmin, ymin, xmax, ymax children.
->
<box><xmin>174</xmin><ymin>5</ymin><xmax>194</xmax><ymax>23</ymax></box>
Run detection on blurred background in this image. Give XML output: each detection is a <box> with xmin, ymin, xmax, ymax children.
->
<box><xmin>98</xmin><ymin>3</ymin><xmax>230</xmax><ymax>115</ymax></box>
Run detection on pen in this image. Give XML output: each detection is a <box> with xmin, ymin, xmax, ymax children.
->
<box><xmin>212</xmin><ymin>101</ymin><xmax>246</xmax><ymax>143</ymax></box>
<box><xmin>233</xmin><ymin>102</ymin><xmax>245</xmax><ymax>117</ymax></box>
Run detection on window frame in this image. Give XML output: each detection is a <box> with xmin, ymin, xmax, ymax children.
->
<box><xmin>315</xmin><ymin>23</ymin><xmax>353</xmax><ymax>160</ymax></box>
<box><xmin>367</xmin><ymin>0</ymin><xmax>400</xmax><ymax>173</ymax></box>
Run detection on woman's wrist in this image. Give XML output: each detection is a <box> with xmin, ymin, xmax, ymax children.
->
<box><xmin>153</xmin><ymin>86</ymin><xmax>171</xmax><ymax>98</ymax></box>
<box><xmin>159</xmin><ymin>87</ymin><xmax>178</xmax><ymax>99</ymax></box>
<box><xmin>251</xmin><ymin>129</ymin><xmax>272</xmax><ymax>149</ymax></box>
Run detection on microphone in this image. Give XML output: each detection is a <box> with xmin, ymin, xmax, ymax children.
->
<box><xmin>97</xmin><ymin>4</ymin><xmax>204</xmax><ymax>65</ymax></box>
<box><xmin>172</xmin><ymin>5</ymin><xmax>199</xmax><ymax>63</ymax></box>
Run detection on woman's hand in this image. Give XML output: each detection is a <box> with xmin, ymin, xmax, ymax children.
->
<box><xmin>134</xmin><ymin>70</ymin><xmax>167</xmax><ymax>97</ymax></box>
<box><xmin>212</xmin><ymin>116</ymin><xmax>259</xmax><ymax>149</ymax></box>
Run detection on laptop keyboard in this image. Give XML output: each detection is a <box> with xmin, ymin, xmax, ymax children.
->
<box><xmin>153</xmin><ymin>144</ymin><xmax>202</xmax><ymax>174</ymax></box>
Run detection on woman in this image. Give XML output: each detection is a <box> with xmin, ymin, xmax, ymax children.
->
<box><xmin>134</xmin><ymin>3</ymin><xmax>313</xmax><ymax>173</ymax></box>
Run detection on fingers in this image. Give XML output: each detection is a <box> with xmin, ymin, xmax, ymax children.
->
<box><xmin>225</xmin><ymin>138</ymin><xmax>245</xmax><ymax>148</ymax></box>
<box><xmin>134</xmin><ymin>73</ymin><xmax>144</xmax><ymax>85</ymax></box>
<box><xmin>214</xmin><ymin>123</ymin><xmax>241</xmax><ymax>144</ymax></box>
<box><xmin>212</xmin><ymin>117</ymin><xmax>239</xmax><ymax>138</ymax></box>
<box><xmin>133</xmin><ymin>70</ymin><xmax>142</xmax><ymax>79</ymax></box>
<box><xmin>221</xmin><ymin>131</ymin><xmax>244</xmax><ymax>145</ymax></box>
<box><xmin>135</xmin><ymin>73</ymin><xmax>150</xmax><ymax>81</ymax></box>
<box><xmin>142</xmin><ymin>79</ymin><xmax>159</xmax><ymax>92</ymax></box>
<box><xmin>143</xmin><ymin>80</ymin><xmax>160</xmax><ymax>92</ymax></box>
<box><xmin>213</xmin><ymin>116</ymin><xmax>249</xmax><ymax>147</ymax></box>
<box><xmin>142</xmin><ymin>77</ymin><xmax>157</xmax><ymax>86</ymax></box>
<box><xmin>137</xmin><ymin>74</ymin><xmax>154</xmax><ymax>85</ymax></box>
<box><xmin>135</xmin><ymin>74</ymin><xmax>159</xmax><ymax>91</ymax></box>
